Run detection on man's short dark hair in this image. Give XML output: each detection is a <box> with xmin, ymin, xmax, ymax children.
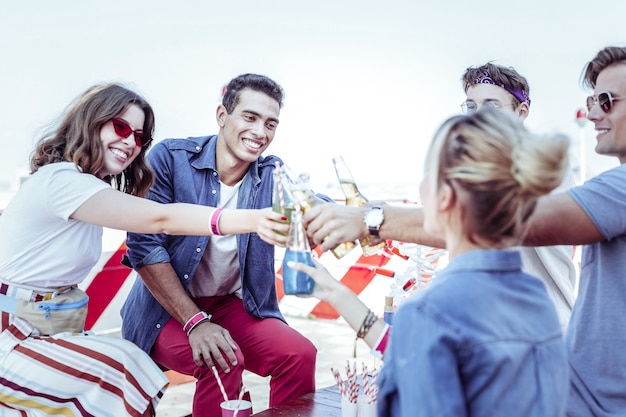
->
<box><xmin>222</xmin><ymin>73</ymin><xmax>284</xmax><ymax>113</ymax></box>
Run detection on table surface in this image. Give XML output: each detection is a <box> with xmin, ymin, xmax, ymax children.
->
<box><xmin>252</xmin><ymin>384</ymin><xmax>342</xmax><ymax>417</ymax></box>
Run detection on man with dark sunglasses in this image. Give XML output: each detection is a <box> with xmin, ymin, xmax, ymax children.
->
<box><xmin>304</xmin><ymin>46</ymin><xmax>626</xmax><ymax>416</ymax></box>
<box><xmin>120</xmin><ymin>74</ymin><xmax>322</xmax><ymax>417</ymax></box>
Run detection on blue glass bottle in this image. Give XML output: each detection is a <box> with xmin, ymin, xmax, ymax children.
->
<box><xmin>281</xmin><ymin>210</ymin><xmax>314</xmax><ymax>296</ymax></box>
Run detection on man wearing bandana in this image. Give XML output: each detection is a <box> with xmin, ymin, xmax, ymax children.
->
<box><xmin>459</xmin><ymin>63</ymin><xmax>578</xmax><ymax>332</ymax></box>
<box><xmin>303</xmin><ymin>47</ymin><xmax>626</xmax><ymax>415</ymax></box>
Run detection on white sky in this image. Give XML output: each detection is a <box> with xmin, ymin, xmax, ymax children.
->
<box><xmin>1</xmin><ymin>0</ymin><xmax>625</xmax><ymax>200</ymax></box>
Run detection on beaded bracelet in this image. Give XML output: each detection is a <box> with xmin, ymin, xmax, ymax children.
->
<box><xmin>183</xmin><ymin>311</ymin><xmax>212</xmax><ymax>336</ymax></box>
<box><xmin>353</xmin><ymin>309</ymin><xmax>378</xmax><ymax>357</ymax></box>
<box><xmin>357</xmin><ymin>309</ymin><xmax>378</xmax><ymax>339</ymax></box>
<box><xmin>210</xmin><ymin>208</ymin><xmax>223</xmax><ymax>236</ymax></box>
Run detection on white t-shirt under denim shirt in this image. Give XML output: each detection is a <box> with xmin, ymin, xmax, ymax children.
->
<box><xmin>189</xmin><ymin>177</ymin><xmax>244</xmax><ymax>298</ymax></box>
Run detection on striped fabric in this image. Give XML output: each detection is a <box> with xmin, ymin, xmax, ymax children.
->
<box><xmin>0</xmin><ymin>317</ymin><xmax>168</xmax><ymax>416</ymax></box>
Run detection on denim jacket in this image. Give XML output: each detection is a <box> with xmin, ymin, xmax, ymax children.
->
<box><xmin>377</xmin><ymin>250</ymin><xmax>568</xmax><ymax>417</ymax></box>
<box><xmin>120</xmin><ymin>135</ymin><xmax>324</xmax><ymax>353</ymax></box>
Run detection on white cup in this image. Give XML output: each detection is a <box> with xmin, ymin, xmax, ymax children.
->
<box><xmin>357</xmin><ymin>394</ymin><xmax>377</xmax><ymax>417</ymax></box>
<box><xmin>220</xmin><ymin>399</ymin><xmax>252</xmax><ymax>417</ymax></box>
<box><xmin>341</xmin><ymin>394</ymin><xmax>358</xmax><ymax>417</ymax></box>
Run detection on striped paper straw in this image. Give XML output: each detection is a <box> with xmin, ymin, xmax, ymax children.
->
<box><xmin>211</xmin><ymin>366</ymin><xmax>230</xmax><ymax>405</ymax></box>
<box><xmin>330</xmin><ymin>368</ymin><xmax>345</xmax><ymax>396</ymax></box>
<box><xmin>232</xmin><ymin>383</ymin><xmax>246</xmax><ymax>417</ymax></box>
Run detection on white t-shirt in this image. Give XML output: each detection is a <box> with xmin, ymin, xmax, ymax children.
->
<box><xmin>0</xmin><ymin>162</ymin><xmax>110</xmax><ymax>290</ymax></box>
<box><xmin>189</xmin><ymin>178</ymin><xmax>243</xmax><ymax>298</ymax></box>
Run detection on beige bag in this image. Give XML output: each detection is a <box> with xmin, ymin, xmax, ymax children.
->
<box><xmin>15</xmin><ymin>288</ymin><xmax>89</xmax><ymax>335</ymax></box>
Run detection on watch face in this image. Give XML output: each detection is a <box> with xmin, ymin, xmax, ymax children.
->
<box><xmin>366</xmin><ymin>209</ymin><xmax>384</xmax><ymax>226</ymax></box>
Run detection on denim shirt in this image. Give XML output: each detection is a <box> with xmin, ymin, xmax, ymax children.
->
<box><xmin>120</xmin><ymin>135</ymin><xmax>324</xmax><ymax>353</ymax></box>
<box><xmin>377</xmin><ymin>250</ymin><xmax>568</xmax><ymax>417</ymax></box>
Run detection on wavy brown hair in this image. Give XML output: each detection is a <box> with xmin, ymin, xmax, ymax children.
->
<box><xmin>30</xmin><ymin>83</ymin><xmax>155</xmax><ymax>197</ymax></box>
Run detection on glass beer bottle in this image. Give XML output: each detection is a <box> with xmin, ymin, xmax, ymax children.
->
<box><xmin>281</xmin><ymin>210</ymin><xmax>315</xmax><ymax>296</ymax></box>
<box><xmin>332</xmin><ymin>155</ymin><xmax>387</xmax><ymax>256</ymax></box>
<box><xmin>282</xmin><ymin>166</ymin><xmax>357</xmax><ymax>259</ymax></box>
<box><xmin>272</xmin><ymin>162</ymin><xmax>295</xmax><ymax>235</ymax></box>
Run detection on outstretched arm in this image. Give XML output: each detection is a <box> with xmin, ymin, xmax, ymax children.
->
<box><xmin>71</xmin><ymin>188</ymin><xmax>290</xmax><ymax>244</ymax></box>
<box><xmin>304</xmin><ymin>203</ymin><xmax>444</xmax><ymax>251</ymax></box>
<box><xmin>287</xmin><ymin>258</ymin><xmax>387</xmax><ymax>349</ymax></box>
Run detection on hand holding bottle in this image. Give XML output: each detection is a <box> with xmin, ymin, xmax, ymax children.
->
<box><xmin>286</xmin><ymin>257</ymin><xmax>347</xmax><ymax>302</ymax></box>
<box><xmin>252</xmin><ymin>207</ymin><xmax>291</xmax><ymax>246</ymax></box>
<box><xmin>302</xmin><ymin>204</ymin><xmax>370</xmax><ymax>251</ymax></box>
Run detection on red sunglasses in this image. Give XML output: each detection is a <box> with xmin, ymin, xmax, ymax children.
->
<box><xmin>110</xmin><ymin>118</ymin><xmax>152</xmax><ymax>147</ymax></box>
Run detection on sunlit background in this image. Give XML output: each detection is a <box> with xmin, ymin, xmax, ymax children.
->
<box><xmin>2</xmin><ymin>0</ymin><xmax>624</xmax><ymax>203</ymax></box>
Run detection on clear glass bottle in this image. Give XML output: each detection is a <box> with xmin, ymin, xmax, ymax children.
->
<box><xmin>281</xmin><ymin>165</ymin><xmax>321</xmax><ymax>213</ymax></box>
<box><xmin>279</xmin><ymin>166</ymin><xmax>355</xmax><ymax>260</ymax></box>
<box><xmin>281</xmin><ymin>210</ymin><xmax>315</xmax><ymax>296</ymax></box>
<box><xmin>332</xmin><ymin>155</ymin><xmax>387</xmax><ymax>256</ymax></box>
<box><xmin>272</xmin><ymin>162</ymin><xmax>295</xmax><ymax>235</ymax></box>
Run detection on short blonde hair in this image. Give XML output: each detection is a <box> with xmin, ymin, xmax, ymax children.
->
<box><xmin>424</xmin><ymin>109</ymin><xmax>569</xmax><ymax>247</ymax></box>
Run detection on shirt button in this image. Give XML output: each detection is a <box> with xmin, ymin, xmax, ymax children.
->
<box><xmin>156</xmin><ymin>323</ymin><xmax>161</xmax><ymax>329</ymax></box>
<box><xmin>196</xmin><ymin>146</ymin><xmax>201</xmax><ymax>151</ymax></box>
<box><xmin>184</xmin><ymin>274</ymin><xmax>189</xmax><ymax>279</ymax></box>
<box><xmin>196</xmin><ymin>248</ymin><xmax>201</xmax><ymax>252</ymax></box>
<box><xmin>212</xmin><ymin>190</ymin><xmax>217</xmax><ymax>195</ymax></box>
<box><xmin>213</xmin><ymin>172</ymin><xmax>217</xmax><ymax>177</ymax></box>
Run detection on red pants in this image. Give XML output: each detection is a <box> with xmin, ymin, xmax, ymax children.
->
<box><xmin>151</xmin><ymin>295</ymin><xmax>316</xmax><ymax>417</ymax></box>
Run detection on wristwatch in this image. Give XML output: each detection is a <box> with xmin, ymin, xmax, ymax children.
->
<box><xmin>363</xmin><ymin>205</ymin><xmax>385</xmax><ymax>237</ymax></box>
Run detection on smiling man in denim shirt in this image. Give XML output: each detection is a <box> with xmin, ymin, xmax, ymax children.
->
<box><xmin>121</xmin><ymin>74</ymin><xmax>324</xmax><ymax>417</ymax></box>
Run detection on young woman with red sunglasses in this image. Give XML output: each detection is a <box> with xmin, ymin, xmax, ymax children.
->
<box><xmin>0</xmin><ymin>83</ymin><xmax>289</xmax><ymax>416</ymax></box>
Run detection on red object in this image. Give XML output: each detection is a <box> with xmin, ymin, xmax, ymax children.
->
<box><xmin>84</xmin><ymin>242</ymin><xmax>131</xmax><ymax>329</ymax></box>
<box><xmin>576</xmin><ymin>108</ymin><xmax>587</xmax><ymax>127</ymax></box>
<box><xmin>402</xmin><ymin>277</ymin><xmax>416</xmax><ymax>291</ymax></box>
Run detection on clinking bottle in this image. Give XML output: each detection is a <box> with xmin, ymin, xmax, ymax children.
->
<box><xmin>272</xmin><ymin>162</ymin><xmax>296</xmax><ymax>235</ymax></box>
<box><xmin>332</xmin><ymin>155</ymin><xmax>387</xmax><ymax>256</ymax></box>
<box><xmin>281</xmin><ymin>165</ymin><xmax>355</xmax><ymax>260</ymax></box>
<box><xmin>281</xmin><ymin>209</ymin><xmax>315</xmax><ymax>296</ymax></box>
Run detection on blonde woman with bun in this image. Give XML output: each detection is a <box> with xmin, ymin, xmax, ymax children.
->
<box><xmin>290</xmin><ymin>108</ymin><xmax>570</xmax><ymax>417</ymax></box>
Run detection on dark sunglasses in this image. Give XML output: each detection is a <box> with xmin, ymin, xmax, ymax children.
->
<box><xmin>110</xmin><ymin>118</ymin><xmax>152</xmax><ymax>147</ymax></box>
<box><xmin>586</xmin><ymin>91</ymin><xmax>626</xmax><ymax>113</ymax></box>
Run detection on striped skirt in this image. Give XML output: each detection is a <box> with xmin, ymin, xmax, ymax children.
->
<box><xmin>0</xmin><ymin>317</ymin><xmax>168</xmax><ymax>416</ymax></box>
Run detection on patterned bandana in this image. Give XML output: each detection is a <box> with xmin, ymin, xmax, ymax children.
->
<box><xmin>473</xmin><ymin>70</ymin><xmax>531</xmax><ymax>106</ymax></box>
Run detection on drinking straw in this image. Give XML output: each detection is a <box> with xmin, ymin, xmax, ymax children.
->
<box><xmin>362</xmin><ymin>363</ymin><xmax>369</xmax><ymax>402</ymax></box>
<box><xmin>232</xmin><ymin>383</ymin><xmax>246</xmax><ymax>417</ymax></box>
<box><xmin>211</xmin><ymin>366</ymin><xmax>230</xmax><ymax>405</ymax></box>
<box><xmin>367</xmin><ymin>367</ymin><xmax>379</xmax><ymax>404</ymax></box>
<box><xmin>330</xmin><ymin>368</ymin><xmax>345</xmax><ymax>396</ymax></box>
<box><xmin>346</xmin><ymin>360</ymin><xmax>358</xmax><ymax>404</ymax></box>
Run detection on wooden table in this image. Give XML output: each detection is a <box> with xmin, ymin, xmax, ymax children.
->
<box><xmin>252</xmin><ymin>385</ymin><xmax>342</xmax><ymax>416</ymax></box>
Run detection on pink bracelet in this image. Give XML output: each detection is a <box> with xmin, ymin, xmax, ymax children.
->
<box><xmin>183</xmin><ymin>311</ymin><xmax>212</xmax><ymax>335</ymax></box>
<box><xmin>210</xmin><ymin>208</ymin><xmax>223</xmax><ymax>236</ymax></box>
